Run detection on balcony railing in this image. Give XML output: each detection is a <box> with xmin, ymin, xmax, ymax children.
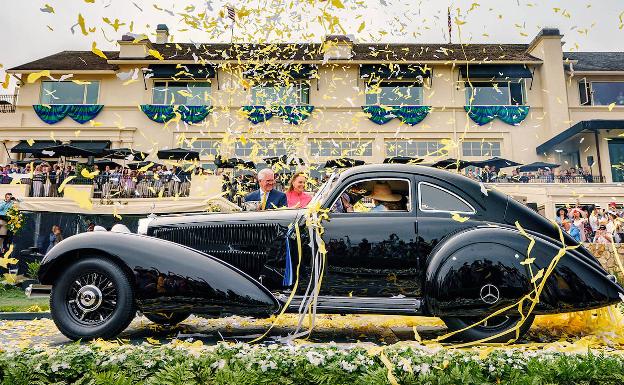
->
<box><xmin>5</xmin><ymin>174</ymin><xmax>191</xmax><ymax>198</ymax></box>
<box><xmin>0</xmin><ymin>94</ymin><xmax>16</xmax><ymax>113</ymax></box>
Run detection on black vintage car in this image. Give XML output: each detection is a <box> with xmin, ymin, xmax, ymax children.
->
<box><xmin>39</xmin><ymin>164</ymin><xmax>624</xmax><ymax>342</ymax></box>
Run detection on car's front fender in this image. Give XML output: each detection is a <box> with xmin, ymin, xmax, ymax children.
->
<box><xmin>40</xmin><ymin>232</ymin><xmax>279</xmax><ymax>316</ymax></box>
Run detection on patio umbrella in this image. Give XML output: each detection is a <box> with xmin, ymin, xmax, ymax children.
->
<box><xmin>518</xmin><ymin>161</ymin><xmax>560</xmax><ymax>172</ymax></box>
<box><xmin>473</xmin><ymin>157</ymin><xmax>522</xmax><ymax>169</ymax></box>
<box><xmin>214</xmin><ymin>156</ymin><xmax>250</xmax><ymax>169</ymax></box>
<box><xmin>93</xmin><ymin>159</ymin><xmax>122</xmax><ymax>169</ymax></box>
<box><xmin>127</xmin><ymin>161</ymin><xmax>161</xmax><ymax>170</ymax></box>
<box><xmin>431</xmin><ymin>158</ymin><xmax>475</xmax><ymax>170</ymax></box>
<box><xmin>12</xmin><ymin>158</ymin><xmax>46</xmax><ymax>166</ymax></box>
<box><xmin>41</xmin><ymin>144</ymin><xmax>98</xmax><ymax>158</ymax></box>
<box><xmin>264</xmin><ymin>155</ymin><xmax>305</xmax><ymax>166</ymax></box>
<box><xmin>323</xmin><ymin>157</ymin><xmax>365</xmax><ymax>168</ymax></box>
<box><xmin>383</xmin><ymin>156</ymin><xmax>424</xmax><ymax>164</ymax></box>
<box><xmin>105</xmin><ymin>148</ymin><xmax>149</xmax><ymax>161</ymax></box>
<box><xmin>156</xmin><ymin>148</ymin><xmax>200</xmax><ymax>161</ymax></box>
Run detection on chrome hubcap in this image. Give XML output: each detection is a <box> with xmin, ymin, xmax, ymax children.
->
<box><xmin>67</xmin><ymin>272</ymin><xmax>117</xmax><ymax>325</ymax></box>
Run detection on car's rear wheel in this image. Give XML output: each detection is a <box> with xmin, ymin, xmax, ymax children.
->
<box><xmin>144</xmin><ymin>312</ymin><xmax>191</xmax><ymax>325</ymax></box>
<box><xmin>442</xmin><ymin>314</ymin><xmax>534</xmax><ymax>343</ymax></box>
<box><xmin>50</xmin><ymin>257</ymin><xmax>136</xmax><ymax>340</ymax></box>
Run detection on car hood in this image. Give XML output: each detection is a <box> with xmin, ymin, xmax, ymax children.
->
<box><xmin>147</xmin><ymin>208</ymin><xmax>303</xmax><ymax>234</ymax></box>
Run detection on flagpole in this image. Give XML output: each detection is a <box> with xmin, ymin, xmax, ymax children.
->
<box><xmin>448</xmin><ymin>6</ymin><xmax>452</xmax><ymax>44</ymax></box>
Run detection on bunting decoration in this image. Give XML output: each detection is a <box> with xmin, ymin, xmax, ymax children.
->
<box><xmin>140</xmin><ymin>105</ymin><xmax>213</xmax><ymax>124</ymax></box>
<box><xmin>464</xmin><ymin>105</ymin><xmax>530</xmax><ymax>126</ymax></box>
<box><xmin>66</xmin><ymin>104</ymin><xmax>104</xmax><ymax>124</ymax></box>
<box><xmin>33</xmin><ymin>104</ymin><xmax>103</xmax><ymax>124</ymax></box>
<box><xmin>241</xmin><ymin>105</ymin><xmax>314</xmax><ymax>125</ymax></box>
<box><xmin>362</xmin><ymin>105</ymin><xmax>431</xmax><ymax>126</ymax></box>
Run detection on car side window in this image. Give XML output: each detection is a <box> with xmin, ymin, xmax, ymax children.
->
<box><xmin>330</xmin><ymin>178</ymin><xmax>411</xmax><ymax>213</ymax></box>
<box><xmin>418</xmin><ymin>182</ymin><xmax>475</xmax><ymax>214</ymax></box>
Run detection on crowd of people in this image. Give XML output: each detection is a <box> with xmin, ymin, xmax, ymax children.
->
<box><xmin>556</xmin><ymin>203</ymin><xmax>624</xmax><ymax>244</ymax></box>
<box><xmin>0</xmin><ymin>161</ymin><xmax>198</xmax><ymax>198</ymax></box>
<box><xmin>464</xmin><ymin>166</ymin><xmax>596</xmax><ymax>183</ymax></box>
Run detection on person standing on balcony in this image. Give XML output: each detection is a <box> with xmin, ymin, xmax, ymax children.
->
<box><xmin>31</xmin><ymin>164</ymin><xmax>45</xmax><ymax>197</ymax></box>
<box><xmin>245</xmin><ymin>168</ymin><xmax>287</xmax><ymax>210</ymax></box>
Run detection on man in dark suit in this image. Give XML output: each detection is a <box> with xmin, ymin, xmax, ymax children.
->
<box><xmin>245</xmin><ymin>168</ymin><xmax>287</xmax><ymax>210</ymax></box>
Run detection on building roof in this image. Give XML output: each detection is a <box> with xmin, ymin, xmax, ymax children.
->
<box><xmin>9</xmin><ymin>51</ymin><xmax>119</xmax><ymax>72</ymax></box>
<box><xmin>536</xmin><ymin>120</ymin><xmax>624</xmax><ymax>154</ymax></box>
<box><xmin>8</xmin><ymin>42</ymin><xmax>541</xmax><ymax>72</ymax></box>
<box><xmin>564</xmin><ymin>52</ymin><xmax>624</xmax><ymax>72</ymax></box>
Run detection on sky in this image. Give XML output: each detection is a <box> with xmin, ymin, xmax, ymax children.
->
<box><xmin>1</xmin><ymin>0</ymin><xmax>623</xmax><ymax>92</ymax></box>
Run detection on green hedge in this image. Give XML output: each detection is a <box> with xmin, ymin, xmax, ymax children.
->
<box><xmin>2</xmin><ymin>341</ymin><xmax>624</xmax><ymax>385</ymax></box>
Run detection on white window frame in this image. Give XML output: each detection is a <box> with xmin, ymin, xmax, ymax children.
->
<box><xmin>309</xmin><ymin>139</ymin><xmax>373</xmax><ymax>157</ymax></box>
<box><xmin>151</xmin><ymin>80</ymin><xmax>212</xmax><ymax>105</ymax></box>
<box><xmin>418</xmin><ymin>181</ymin><xmax>476</xmax><ymax>214</ymax></box>
<box><xmin>40</xmin><ymin>80</ymin><xmax>100</xmax><ymax>105</ymax></box>
<box><xmin>250</xmin><ymin>81</ymin><xmax>310</xmax><ymax>105</ymax></box>
<box><xmin>234</xmin><ymin>139</ymin><xmax>297</xmax><ymax>158</ymax></box>
<box><xmin>464</xmin><ymin>79</ymin><xmax>526</xmax><ymax>106</ymax></box>
<box><xmin>461</xmin><ymin>141</ymin><xmax>502</xmax><ymax>157</ymax></box>
<box><xmin>385</xmin><ymin>139</ymin><xmax>447</xmax><ymax>158</ymax></box>
<box><xmin>328</xmin><ymin>177</ymin><xmax>413</xmax><ymax>214</ymax></box>
<box><xmin>183</xmin><ymin>139</ymin><xmax>221</xmax><ymax>158</ymax></box>
<box><xmin>365</xmin><ymin>80</ymin><xmax>424</xmax><ymax>105</ymax></box>
<box><xmin>585</xmin><ymin>81</ymin><xmax>624</xmax><ymax>106</ymax></box>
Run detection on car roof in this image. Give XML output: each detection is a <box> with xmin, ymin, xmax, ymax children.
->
<box><xmin>336</xmin><ymin>164</ymin><xmax>477</xmax><ymax>187</ymax></box>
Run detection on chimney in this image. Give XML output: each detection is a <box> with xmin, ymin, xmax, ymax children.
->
<box><xmin>322</xmin><ymin>34</ymin><xmax>354</xmax><ymax>61</ymax></box>
<box><xmin>118</xmin><ymin>33</ymin><xmax>152</xmax><ymax>59</ymax></box>
<box><xmin>156</xmin><ymin>24</ymin><xmax>169</xmax><ymax>44</ymax></box>
<box><xmin>527</xmin><ymin>28</ymin><xmax>570</xmax><ymax>138</ymax></box>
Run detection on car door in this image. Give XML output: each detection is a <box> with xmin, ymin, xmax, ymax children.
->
<box><xmin>317</xmin><ymin>174</ymin><xmax>421</xmax><ymax>298</ymax></box>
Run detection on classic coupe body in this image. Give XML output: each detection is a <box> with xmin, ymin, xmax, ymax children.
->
<box><xmin>39</xmin><ymin>165</ymin><xmax>624</xmax><ymax>341</ymax></box>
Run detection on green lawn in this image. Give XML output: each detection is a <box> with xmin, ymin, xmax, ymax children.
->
<box><xmin>0</xmin><ymin>286</ymin><xmax>49</xmax><ymax>312</ymax></box>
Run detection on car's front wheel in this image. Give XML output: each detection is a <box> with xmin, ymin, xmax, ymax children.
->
<box><xmin>442</xmin><ymin>314</ymin><xmax>534</xmax><ymax>343</ymax></box>
<box><xmin>50</xmin><ymin>257</ymin><xmax>136</xmax><ymax>340</ymax></box>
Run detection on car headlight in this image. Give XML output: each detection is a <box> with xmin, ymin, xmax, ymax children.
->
<box><xmin>137</xmin><ymin>214</ymin><xmax>156</xmax><ymax>235</ymax></box>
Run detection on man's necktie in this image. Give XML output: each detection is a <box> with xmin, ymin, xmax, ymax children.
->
<box><xmin>261</xmin><ymin>191</ymin><xmax>267</xmax><ymax>210</ymax></box>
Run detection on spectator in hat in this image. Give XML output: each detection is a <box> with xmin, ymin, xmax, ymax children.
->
<box><xmin>563</xmin><ymin>219</ymin><xmax>581</xmax><ymax>243</ymax></box>
<box><xmin>368</xmin><ymin>182</ymin><xmax>404</xmax><ymax>212</ymax></box>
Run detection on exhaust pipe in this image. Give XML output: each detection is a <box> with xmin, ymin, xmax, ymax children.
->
<box><xmin>25</xmin><ymin>284</ymin><xmax>52</xmax><ymax>298</ymax></box>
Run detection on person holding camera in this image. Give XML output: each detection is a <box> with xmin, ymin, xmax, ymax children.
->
<box><xmin>0</xmin><ymin>193</ymin><xmax>16</xmax><ymax>253</ymax></box>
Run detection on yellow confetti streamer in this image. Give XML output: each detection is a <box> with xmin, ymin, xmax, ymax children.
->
<box><xmin>451</xmin><ymin>212</ymin><xmax>469</xmax><ymax>222</ymax></box>
<box><xmin>63</xmin><ymin>186</ymin><xmax>93</xmax><ymax>210</ymax></box>
<box><xmin>91</xmin><ymin>42</ymin><xmax>108</xmax><ymax>59</ymax></box>
<box><xmin>80</xmin><ymin>168</ymin><xmax>100</xmax><ymax>179</ymax></box>
<box><xmin>148</xmin><ymin>49</ymin><xmax>165</xmax><ymax>60</ymax></box>
<box><xmin>27</xmin><ymin>70</ymin><xmax>50</xmax><ymax>83</ymax></box>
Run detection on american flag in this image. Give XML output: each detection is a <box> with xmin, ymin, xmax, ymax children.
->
<box><xmin>227</xmin><ymin>4</ymin><xmax>236</xmax><ymax>23</ymax></box>
<box><xmin>447</xmin><ymin>7</ymin><xmax>452</xmax><ymax>43</ymax></box>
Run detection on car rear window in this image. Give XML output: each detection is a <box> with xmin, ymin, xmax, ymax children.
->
<box><xmin>418</xmin><ymin>182</ymin><xmax>475</xmax><ymax>214</ymax></box>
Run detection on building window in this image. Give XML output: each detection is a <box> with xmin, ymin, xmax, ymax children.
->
<box><xmin>461</xmin><ymin>141</ymin><xmax>501</xmax><ymax>157</ymax></box>
<box><xmin>40</xmin><ymin>81</ymin><xmax>99</xmax><ymax>104</ymax></box>
<box><xmin>465</xmin><ymin>80</ymin><xmax>525</xmax><ymax>105</ymax></box>
<box><xmin>309</xmin><ymin>139</ymin><xmax>373</xmax><ymax>157</ymax></box>
<box><xmin>581</xmin><ymin>81</ymin><xmax>624</xmax><ymax>106</ymax></box>
<box><xmin>385</xmin><ymin>140</ymin><xmax>447</xmax><ymax>157</ymax></box>
<box><xmin>234</xmin><ymin>139</ymin><xmax>297</xmax><ymax>158</ymax></box>
<box><xmin>251</xmin><ymin>82</ymin><xmax>310</xmax><ymax>105</ymax></box>
<box><xmin>365</xmin><ymin>81</ymin><xmax>423</xmax><ymax>105</ymax></box>
<box><xmin>183</xmin><ymin>139</ymin><xmax>221</xmax><ymax>158</ymax></box>
<box><xmin>152</xmin><ymin>81</ymin><xmax>211</xmax><ymax>105</ymax></box>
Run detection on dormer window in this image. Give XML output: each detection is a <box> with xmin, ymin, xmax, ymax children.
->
<box><xmin>579</xmin><ymin>80</ymin><xmax>624</xmax><ymax>106</ymax></box>
<box><xmin>40</xmin><ymin>81</ymin><xmax>99</xmax><ymax>104</ymax></box>
<box><xmin>465</xmin><ymin>80</ymin><xmax>526</xmax><ymax>106</ymax></box>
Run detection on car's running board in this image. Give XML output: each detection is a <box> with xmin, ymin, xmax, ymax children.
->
<box><xmin>284</xmin><ymin>295</ymin><xmax>423</xmax><ymax>315</ymax></box>
<box><xmin>25</xmin><ymin>284</ymin><xmax>52</xmax><ymax>298</ymax></box>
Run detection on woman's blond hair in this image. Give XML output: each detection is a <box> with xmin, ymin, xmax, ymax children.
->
<box><xmin>286</xmin><ymin>172</ymin><xmax>307</xmax><ymax>193</ymax></box>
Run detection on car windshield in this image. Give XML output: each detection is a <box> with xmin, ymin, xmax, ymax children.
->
<box><xmin>310</xmin><ymin>172</ymin><xmax>338</xmax><ymax>207</ymax></box>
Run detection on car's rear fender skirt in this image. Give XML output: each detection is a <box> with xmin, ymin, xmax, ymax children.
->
<box><xmin>39</xmin><ymin>232</ymin><xmax>279</xmax><ymax>316</ymax></box>
<box><xmin>424</xmin><ymin>227</ymin><xmax>624</xmax><ymax>317</ymax></box>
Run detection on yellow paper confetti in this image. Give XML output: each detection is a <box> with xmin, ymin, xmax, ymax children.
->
<box><xmin>27</xmin><ymin>70</ymin><xmax>51</xmax><ymax>83</ymax></box>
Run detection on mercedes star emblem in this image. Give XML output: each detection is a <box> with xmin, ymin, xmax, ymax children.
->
<box><xmin>480</xmin><ymin>284</ymin><xmax>500</xmax><ymax>304</ymax></box>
